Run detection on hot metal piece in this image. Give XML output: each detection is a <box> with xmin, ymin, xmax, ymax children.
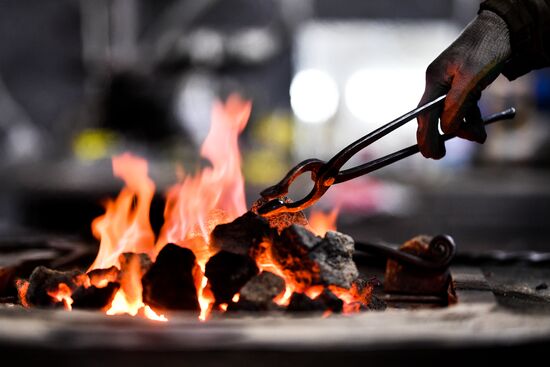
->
<box><xmin>257</xmin><ymin>95</ymin><xmax>516</xmax><ymax>216</ymax></box>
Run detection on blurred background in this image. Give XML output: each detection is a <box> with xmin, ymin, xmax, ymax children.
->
<box><xmin>0</xmin><ymin>0</ymin><xmax>549</xmax><ymax>253</ymax></box>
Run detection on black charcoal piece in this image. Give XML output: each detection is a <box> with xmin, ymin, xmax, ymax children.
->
<box><xmin>205</xmin><ymin>250</ymin><xmax>259</xmax><ymax>304</ymax></box>
<box><xmin>226</xmin><ymin>299</ymin><xmax>264</xmax><ymax>312</ymax></box>
<box><xmin>251</xmin><ymin>197</ymin><xmax>309</xmax><ymax>233</ymax></box>
<box><xmin>316</xmin><ymin>289</ymin><xmax>344</xmax><ymax>313</ymax></box>
<box><xmin>210</xmin><ymin>211</ymin><xmax>273</xmax><ymax>255</ymax></box>
<box><xmin>240</xmin><ymin>271</ymin><xmax>285</xmax><ymax>304</ymax></box>
<box><xmin>309</xmin><ymin>231</ymin><xmax>358</xmax><ymax>289</ymax></box>
<box><xmin>25</xmin><ymin>266</ymin><xmax>86</xmax><ymax>307</ymax></box>
<box><xmin>286</xmin><ymin>292</ymin><xmax>327</xmax><ymax>312</ymax></box>
<box><xmin>279</xmin><ymin>224</ymin><xmax>322</xmax><ymax>251</ymax></box>
<box><xmin>142</xmin><ymin>244</ymin><xmax>199</xmax><ymax>313</ymax></box>
<box><xmin>271</xmin><ymin>226</ymin><xmax>358</xmax><ymax>290</ymax></box>
<box><xmin>72</xmin><ymin>282</ymin><xmax>120</xmax><ymax>310</ymax></box>
<box><xmin>366</xmin><ymin>294</ymin><xmax>387</xmax><ymax>311</ymax></box>
<box><xmin>271</xmin><ymin>225</ymin><xmax>321</xmax><ymax>289</ymax></box>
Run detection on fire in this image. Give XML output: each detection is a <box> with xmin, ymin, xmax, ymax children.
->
<box><xmin>89</xmin><ymin>154</ymin><xmax>156</xmax><ymax>271</ymax></box>
<box><xmin>308</xmin><ymin>208</ymin><xmax>339</xmax><ymax>236</ymax></box>
<box><xmin>107</xmin><ymin>290</ymin><xmax>139</xmax><ymax>316</ymax></box>
<box><xmin>85</xmin><ymin>95</ymin><xmax>251</xmax><ymax>320</ymax></box>
<box><xmin>107</xmin><ymin>291</ymin><xmax>167</xmax><ymax>321</ymax></box>
<box><xmin>106</xmin><ymin>254</ymin><xmax>145</xmax><ymax>316</ymax></box>
<box><xmin>157</xmin><ymin>95</ymin><xmax>250</xmax><ymax>250</ymax></box>
<box><xmin>197</xmin><ymin>275</ymin><xmax>214</xmax><ymax>321</ymax></box>
<box><xmin>156</xmin><ymin>95</ymin><xmax>251</xmax><ymax>320</ymax></box>
<box><xmin>144</xmin><ymin>305</ymin><xmax>168</xmax><ymax>322</ymax></box>
<box><xmin>74</xmin><ymin>94</ymin><xmax>368</xmax><ymax>321</ymax></box>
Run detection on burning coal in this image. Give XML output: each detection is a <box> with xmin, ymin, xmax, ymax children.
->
<box><xmin>16</xmin><ymin>94</ymin><xmax>378</xmax><ymax>321</ymax></box>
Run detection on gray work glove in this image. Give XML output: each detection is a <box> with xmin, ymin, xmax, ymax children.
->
<box><xmin>417</xmin><ymin>10</ymin><xmax>512</xmax><ymax>159</ymax></box>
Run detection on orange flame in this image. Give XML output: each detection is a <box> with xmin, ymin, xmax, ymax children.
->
<box><xmin>308</xmin><ymin>208</ymin><xmax>339</xmax><ymax>237</ymax></box>
<box><xmin>106</xmin><ymin>255</ymin><xmax>145</xmax><ymax>316</ymax></box>
<box><xmin>89</xmin><ymin>154</ymin><xmax>155</xmax><ymax>271</ymax></box>
<box><xmin>86</xmin><ymin>95</ymin><xmax>251</xmax><ymax>320</ymax></box>
<box><xmin>157</xmin><ymin>95</ymin><xmax>250</xmax><ymax>250</ymax></box>
<box><xmin>157</xmin><ymin>95</ymin><xmax>251</xmax><ymax>320</ymax></box>
<box><xmin>144</xmin><ymin>305</ymin><xmax>168</xmax><ymax>322</ymax></box>
<box><xmin>254</xmin><ymin>241</ymin><xmax>295</xmax><ymax>305</ymax></box>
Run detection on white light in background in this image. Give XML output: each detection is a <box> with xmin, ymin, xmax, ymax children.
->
<box><xmin>290</xmin><ymin>69</ymin><xmax>339</xmax><ymax>124</ymax></box>
<box><xmin>344</xmin><ymin>68</ymin><xmax>425</xmax><ymax>125</ymax></box>
<box><xmin>175</xmin><ymin>73</ymin><xmax>217</xmax><ymax>145</ymax></box>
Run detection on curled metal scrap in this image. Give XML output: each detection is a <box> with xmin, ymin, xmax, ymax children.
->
<box><xmin>354</xmin><ymin>234</ymin><xmax>456</xmax><ymax>272</ymax></box>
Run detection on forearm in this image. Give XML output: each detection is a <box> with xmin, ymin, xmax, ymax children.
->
<box><xmin>480</xmin><ymin>0</ymin><xmax>550</xmax><ymax>80</ymax></box>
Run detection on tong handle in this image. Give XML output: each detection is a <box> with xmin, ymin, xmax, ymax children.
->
<box><xmin>334</xmin><ymin>107</ymin><xmax>517</xmax><ymax>184</ymax></box>
<box><xmin>318</xmin><ymin>95</ymin><xmax>447</xmax><ymax>179</ymax></box>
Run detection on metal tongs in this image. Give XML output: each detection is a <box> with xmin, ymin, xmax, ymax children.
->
<box><xmin>257</xmin><ymin>95</ymin><xmax>516</xmax><ymax>216</ymax></box>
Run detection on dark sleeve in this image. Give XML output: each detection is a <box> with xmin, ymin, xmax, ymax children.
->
<box><xmin>479</xmin><ymin>0</ymin><xmax>550</xmax><ymax>80</ymax></box>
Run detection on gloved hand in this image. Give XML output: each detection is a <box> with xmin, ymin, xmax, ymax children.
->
<box><xmin>417</xmin><ymin>10</ymin><xmax>512</xmax><ymax>159</ymax></box>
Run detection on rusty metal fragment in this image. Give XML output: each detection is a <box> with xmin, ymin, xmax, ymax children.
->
<box><xmin>384</xmin><ymin>235</ymin><xmax>453</xmax><ymax>298</ymax></box>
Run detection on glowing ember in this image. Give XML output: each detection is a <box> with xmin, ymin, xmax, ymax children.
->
<box><xmin>48</xmin><ymin>283</ymin><xmax>74</xmax><ymax>310</ymax></box>
<box><xmin>330</xmin><ymin>283</ymin><xmax>372</xmax><ymax>314</ymax></box>
<box><xmin>15</xmin><ymin>280</ymin><xmax>30</xmax><ymax>308</ymax></box>
<box><xmin>304</xmin><ymin>285</ymin><xmax>325</xmax><ymax>299</ymax></box>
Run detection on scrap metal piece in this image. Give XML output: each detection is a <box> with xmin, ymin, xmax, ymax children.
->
<box><xmin>384</xmin><ymin>235</ymin><xmax>455</xmax><ymax>299</ymax></box>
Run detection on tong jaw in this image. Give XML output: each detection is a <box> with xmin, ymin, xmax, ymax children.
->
<box><xmin>257</xmin><ymin>159</ymin><xmax>326</xmax><ymax>216</ymax></box>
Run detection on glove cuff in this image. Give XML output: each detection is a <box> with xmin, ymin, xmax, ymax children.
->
<box><xmin>464</xmin><ymin>10</ymin><xmax>511</xmax><ymax>69</ymax></box>
<box><xmin>480</xmin><ymin>0</ymin><xmax>550</xmax><ymax>80</ymax></box>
